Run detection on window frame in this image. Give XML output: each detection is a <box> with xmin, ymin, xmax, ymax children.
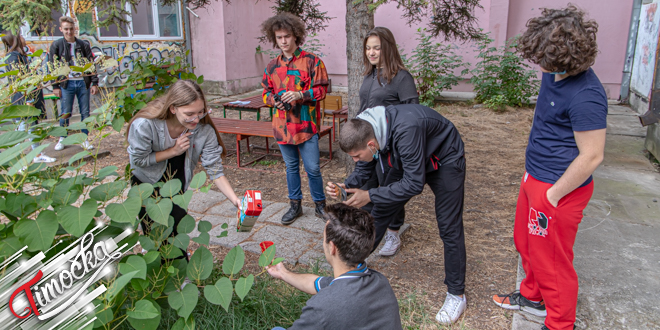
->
<box><xmin>22</xmin><ymin>0</ymin><xmax>184</xmax><ymax>41</ymax></box>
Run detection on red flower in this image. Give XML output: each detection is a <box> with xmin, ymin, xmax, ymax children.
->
<box><xmin>259</xmin><ymin>241</ymin><xmax>274</xmax><ymax>252</ymax></box>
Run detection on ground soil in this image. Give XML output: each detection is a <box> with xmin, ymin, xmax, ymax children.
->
<box><xmin>76</xmin><ymin>101</ymin><xmax>534</xmax><ymax>329</ymax></box>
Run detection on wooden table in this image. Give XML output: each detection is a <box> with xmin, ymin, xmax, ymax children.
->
<box><xmin>218</xmin><ymin>95</ymin><xmax>274</xmax><ymax>121</ymax></box>
<box><xmin>212</xmin><ymin>118</ymin><xmax>333</xmax><ymax>168</ymax></box>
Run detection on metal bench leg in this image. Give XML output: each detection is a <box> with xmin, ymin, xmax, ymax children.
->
<box><xmin>224</xmin><ymin>108</ymin><xmax>227</xmax><ymax>118</ymax></box>
<box><xmin>246</xmin><ymin>137</ymin><xmax>250</xmax><ymax>154</ymax></box>
<box><xmin>333</xmin><ymin>114</ymin><xmax>337</xmax><ymax>141</ymax></box>
<box><xmin>239</xmin><ymin>110</ymin><xmax>242</xmax><ymax>120</ymax></box>
<box><xmin>329</xmin><ymin>132</ymin><xmax>332</xmax><ymax>160</ymax></box>
<box><xmin>257</xmin><ymin>109</ymin><xmax>260</xmax><ymax>121</ymax></box>
<box><xmin>236</xmin><ymin>135</ymin><xmax>241</xmax><ymax>167</ymax></box>
<box><xmin>266</xmin><ymin>137</ymin><xmax>269</xmax><ymax>154</ymax></box>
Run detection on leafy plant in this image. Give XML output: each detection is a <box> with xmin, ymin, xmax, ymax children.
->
<box><xmin>0</xmin><ymin>46</ymin><xmax>280</xmax><ymax>330</ymax></box>
<box><xmin>470</xmin><ymin>33</ymin><xmax>539</xmax><ymax>110</ymax></box>
<box><xmin>408</xmin><ymin>28</ymin><xmax>466</xmax><ymax>107</ymax></box>
<box><xmin>113</xmin><ymin>51</ymin><xmax>203</xmax><ymax>123</ymax></box>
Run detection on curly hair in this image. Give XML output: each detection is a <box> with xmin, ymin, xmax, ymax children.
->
<box><xmin>261</xmin><ymin>13</ymin><xmax>306</xmax><ymax>49</ymax></box>
<box><xmin>518</xmin><ymin>4</ymin><xmax>598</xmax><ymax>75</ymax></box>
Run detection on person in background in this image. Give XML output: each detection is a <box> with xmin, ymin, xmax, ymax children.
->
<box><xmin>2</xmin><ymin>32</ymin><xmax>56</xmax><ymax>163</ymax></box>
<box><xmin>126</xmin><ymin>80</ymin><xmax>240</xmax><ymax>262</ymax></box>
<box><xmin>492</xmin><ymin>6</ymin><xmax>607</xmax><ymax>330</ymax></box>
<box><xmin>357</xmin><ymin>26</ymin><xmax>420</xmax><ymax>256</ymax></box>
<box><xmin>49</xmin><ymin>16</ymin><xmax>98</xmax><ymax>151</ymax></box>
<box><xmin>261</xmin><ymin>13</ymin><xmax>329</xmax><ymax>225</ymax></box>
<box><xmin>267</xmin><ymin>203</ymin><xmax>402</xmax><ymax>330</ymax></box>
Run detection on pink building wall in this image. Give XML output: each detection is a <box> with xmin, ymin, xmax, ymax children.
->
<box><xmin>192</xmin><ymin>0</ymin><xmax>634</xmax><ymax>99</ymax></box>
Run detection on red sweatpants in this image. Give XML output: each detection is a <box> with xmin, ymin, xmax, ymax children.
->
<box><xmin>514</xmin><ymin>172</ymin><xmax>593</xmax><ymax>330</ymax></box>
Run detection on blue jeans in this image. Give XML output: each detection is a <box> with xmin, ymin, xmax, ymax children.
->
<box><xmin>278</xmin><ymin>134</ymin><xmax>325</xmax><ymax>202</ymax></box>
<box><xmin>271</xmin><ymin>327</ymin><xmax>286</xmax><ymax>330</ymax></box>
<box><xmin>60</xmin><ymin>80</ymin><xmax>90</xmax><ymax>135</ymax></box>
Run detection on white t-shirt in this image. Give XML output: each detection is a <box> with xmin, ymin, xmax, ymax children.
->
<box><xmin>68</xmin><ymin>42</ymin><xmax>84</xmax><ymax>81</ymax></box>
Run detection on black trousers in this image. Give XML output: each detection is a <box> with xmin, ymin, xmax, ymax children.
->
<box><xmin>131</xmin><ymin>152</ymin><xmax>189</xmax><ymax>261</ymax></box>
<box><xmin>360</xmin><ymin>164</ymin><xmax>405</xmax><ymax>231</ymax></box>
<box><xmin>370</xmin><ymin>156</ymin><xmax>467</xmax><ymax>296</ymax></box>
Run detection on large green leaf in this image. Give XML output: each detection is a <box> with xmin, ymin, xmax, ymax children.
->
<box><xmin>127</xmin><ymin>299</ymin><xmax>161</xmax><ymax>330</ymax></box>
<box><xmin>139</xmin><ymin>236</ymin><xmax>156</xmax><ymax>251</ymax></box>
<box><xmin>0</xmin><ymin>131</ymin><xmax>35</xmax><ymax>148</ymax></box>
<box><xmin>66</xmin><ymin>122</ymin><xmax>88</xmax><ymax>131</ymax></box>
<box><xmin>119</xmin><ymin>255</ymin><xmax>147</xmax><ymax>280</ymax></box>
<box><xmin>0</xmin><ymin>236</ymin><xmax>23</xmax><ymax>259</ymax></box>
<box><xmin>128</xmin><ymin>183</ymin><xmax>154</xmax><ymax>202</ymax></box>
<box><xmin>106</xmin><ymin>270</ymin><xmax>139</xmax><ymax>301</ymax></box>
<box><xmin>234</xmin><ymin>274</ymin><xmax>254</xmax><ymax>302</ymax></box>
<box><xmin>90</xmin><ymin>181</ymin><xmax>127</xmax><ymax>202</ymax></box>
<box><xmin>146</xmin><ymin>198</ymin><xmax>172</xmax><ymax>226</ymax></box>
<box><xmin>222</xmin><ymin>246</ymin><xmax>245</xmax><ymax>276</ymax></box>
<box><xmin>105</xmin><ymin>198</ymin><xmax>141</xmax><ymax>225</ymax></box>
<box><xmin>48</xmin><ymin>126</ymin><xmax>68</xmax><ymax>137</ymax></box>
<box><xmin>204</xmin><ymin>277</ymin><xmax>233</xmax><ymax>311</ymax></box>
<box><xmin>187</xmin><ymin>246</ymin><xmax>213</xmax><ymax>281</ymax></box>
<box><xmin>169</xmin><ymin>233</ymin><xmax>190</xmax><ymax>251</ymax></box>
<box><xmin>189</xmin><ymin>172</ymin><xmax>207</xmax><ymax>189</ymax></box>
<box><xmin>172</xmin><ymin>190</ymin><xmax>193</xmax><ymax>210</ymax></box>
<box><xmin>61</xmin><ymin>133</ymin><xmax>88</xmax><ymax>146</ymax></box>
<box><xmin>96</xmin><ymin>166</ymin><xmax>119</xmax><ymax>181</ymax></box>
<box><xmin>161</xmin><ymin>180</ymin><xmax>182</xmax><ymax>198</ymax></box>
<box><xmin>0</xmin><ymin>105</ymin><xmax>40</xmax><ymax>119</ymax></box>
<box><xmin>0</xmin><ymin>141</ymin><xmax>30</xmax><ymax>167</ymax></box>
<box><xmin>13</xmin><ymin>210</ymin><xmax>58</xmax><ymax>252</ymax></box>
<box><xmin>7</xmin><ymin>144</ymin><xmax>48</xmax><ymax>176</ymax></box>
<box><xmin>191</xmin><ymin>232</ymin><xmax>209</xmax><ymax>246</ymax></box>
<box><xmin>127</xmin><ymin>299</ymin><xmax>159</xmax><ymax>319</ymax></box>
<box><xmin>112</xmin><ymin>117</ymin><xmax>125</xmax><ymax>132</ymax></box>
<box><xmin>258</xmin><ymin>245</ymin><xmax>277</xmax><ymax>267</ymax></box>
<box><xmin>162</xmin><ymin>244</ymin><xmax>183</xmax><ymax>259</ymax></box>
<box><xmin>176</xmin><ymin>215</ymin><xmax>196</xmax><ymax>234</ymax></box>
<box><xmin>68</xmin><ymin>151</ymin><xmax>90</xmax><ymax>165</ymax></box>
<box><xmin>168</xmin><ymin>284</ymin><xmax>198</xmax><ymax>319</ymax></box>
<box><xmin>51</xmin><ymin>182</ymin><xmax>83</xmax><ymax>207</ymax></box>
<box><xmin>171</xmin><ymin>316</ymin><xmax>195</xmax><ymax>330</ymax></box>
<box><xmin>197</xmin><ymin>220</ymin><xmax>212</xmax><ymax>233</ymax></box>
<box><xmin>57</xmin><ymin>199</ymin><xmax>98</xmax><ymax>237</ymax></box>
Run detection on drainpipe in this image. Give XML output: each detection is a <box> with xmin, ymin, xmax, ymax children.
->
<box><xmin>183</xmin><ymin>1</ymin><xmax>194</xmax><ymax>69</ymax></box>
<box><xmin>620</xmin><ymin>0</ymin><xmax>642</xmax><ymax>103</ymax></box>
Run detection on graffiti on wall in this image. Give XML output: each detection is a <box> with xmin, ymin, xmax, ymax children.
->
<box><xmin>0</xmin><ymin>38</ymin><xmax>184</xmax><ymax>88</ymax></box>
<box><xmin>631</xmin><ymin>2</ymin><xmax>660</xmax><ymax>99</ymax></box>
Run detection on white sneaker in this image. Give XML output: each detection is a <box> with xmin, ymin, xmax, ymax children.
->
<box><xmin>33</xmin><ymin>154</ymin><xmax>56</xmax><ymax>163</ymax></box>
<box><xmin>435</xmin><ymin>292</ymin><xmax>467</xmax><ymax>324</ymax></box>
<box><xmin>54</xmin><ymin>137</ymin><xmax>65</xmax><ymax>151</ymax></box>
<box><xmin>82</xmin><ymin>140</ymin><xmax>94</xmax><ymax>150</ymax></box>
<box><xmin>378</xmin><ymin>231</ymin><xmax>401</xmax><ymax>256</ymax></box>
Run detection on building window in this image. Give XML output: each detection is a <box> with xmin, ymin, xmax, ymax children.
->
<box><xmin>22</xmin><ymin>1</ymin><xmax>182</xmax><ymax>40</ymax></box>
<box><xmin>157</xmin><ymin>2</ymin><xmax>180</xmax><ymax>37</ymax></box>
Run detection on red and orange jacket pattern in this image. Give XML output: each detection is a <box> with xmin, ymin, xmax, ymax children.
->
<box><xmin>262</xmin><ymin>48</ymin><xmax>329</xmax><ymax>145</ymax></box>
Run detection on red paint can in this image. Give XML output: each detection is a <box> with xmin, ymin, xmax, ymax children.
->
<box><xmin>237</xmin><ymin>190</ymin><xmax>262</xmax><ymax>232</ymax></box>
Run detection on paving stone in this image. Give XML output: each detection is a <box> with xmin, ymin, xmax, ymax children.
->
<box><xmin>208</xmin><ymin>220</ymin><xmax>261</xmax><ymax>248</ymax></box>
<box><xmin>263</xmin><ymin>206</ymin><xmax>325</xmax><ymax>233</ymax></box>
<box><xmin>256</xmin><ymin>202</ymin><xmax>288</xmax><ymax>223</ymax></box>
<box><xmin>188</xmin><ymin>190</ymin><xmax>226</xmax><ymax>213</ymax></box>
<box><xmin>241</xmin><ymin>225</ymin><xmax>319</xmax><ymax>263</ymax></box>
<box><xmin>298</xmin><ymin>250</ymin><xmax>329</xmax><ymax>270</ymax></box>
<box><xmin>206</xmin><ymin>200</ymin><xmax>238</xmax><ymax>217</ymax></box>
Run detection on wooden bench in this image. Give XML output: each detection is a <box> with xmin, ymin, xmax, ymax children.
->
<box><xmin>212</xmin><ymin>118</ymin><xmax>333</xmax><ymax>168</ymax></box>
<box><xmin>215</xmin><ymin>95</ymin><xmax>274</xmax><ymax>121</ymax></box>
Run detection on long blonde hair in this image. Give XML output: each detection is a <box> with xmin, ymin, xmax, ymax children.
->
<box><xmin>126</xmin><ymin>79</ymin><xmax>226</xmax><ymax>157</ymax></box>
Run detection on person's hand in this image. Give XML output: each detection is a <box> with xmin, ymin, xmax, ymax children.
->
<box><xmin>53</xmin><ymin>89</ymin><xmax>61</xmax><ymax>98</ymax></box>
<box><xmin>281</xmin><ymin>91</ymin><xmax>303</xmax><ymax>104</ymax></box>
<box><xmin>233</xmin><ymin>198</ymin><xmax>242</xmax><ymax>209</ymax></box>
<box><xmin>546</xmin><ymin>187</ymin><xmax>559</xmax><ymax>208</ymax></box>
<box><xmin>172</xmin><ymin>132</ymin><xmax>192</xmax><ymax>156</ymax></box>
<box><xmin>325</xmin><ymin>182</ymin><xmax>345</xmax><ymax>199</ymax></box>
<box><xmin>344</xmin><ymin>188</ymin><xmax>371</xmax><ymax>208</ymax></box>
<box><xmin>266</xmin><ymin>262</ymin><xmax>288</xmax><ymax>280</ymax></box>
<box><xmin>274</xmin><ymin>101</ymin><xmax>286</xmax><ymax>110</ymax></box>
<box><xmin>90</xmin><ymin>86</ymin><xmax>98</xmax><ymax>95</ymax></box>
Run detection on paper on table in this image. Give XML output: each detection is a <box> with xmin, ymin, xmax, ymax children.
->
<box><xmin>228</xmin><ymin>101</ymin><xmax>251</xmax><ymax>105</ymax></box>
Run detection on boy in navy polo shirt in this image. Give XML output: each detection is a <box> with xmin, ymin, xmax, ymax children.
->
<box><xmin>267</xmin><ymin>203</ymin><xmax>402</xmax><ymax>329</ymax></box>
<box><xmin>493</xmin><ymin>5</ymin><xmax>607</xmax><ymax>330</ymax></box>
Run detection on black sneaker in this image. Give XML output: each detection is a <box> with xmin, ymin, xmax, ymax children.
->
<box><xmin>541</xmin><ymin>326</ymin><xmax>549</xmax><ymax>330</ymax></box>
<box><xmin>492</xmin><ymin>291</ymin><xmax>547</xmax><ymax>317</ymax></box>
<box><xmin>314</xmin><ymin>200</ymin><xmax>326</xmax><ymax>218</ymax></box>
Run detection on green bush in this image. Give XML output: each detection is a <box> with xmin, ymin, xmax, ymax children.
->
<box><xmin>408</xmin><ymin>28</ymin><xmax>466</xmax><ymax>107</ymax></box>
<box><xmin>470</xmin><ymin>33</ymin><xmax>539</xmax><ymax>110</ymax></box>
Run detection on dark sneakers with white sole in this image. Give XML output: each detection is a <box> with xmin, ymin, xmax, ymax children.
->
<box><xmin>492</xmin><ymin>290</ymin><xmax>547</xmax><ymax>317</ymax></box>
